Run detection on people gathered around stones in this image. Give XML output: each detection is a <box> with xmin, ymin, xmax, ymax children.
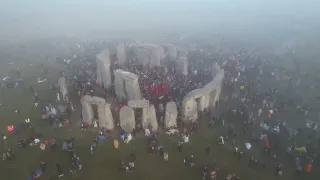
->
<box><xmin>1</xmin><ymin>35</ymin><xmax>319</xmax><ymax>180</ymax></box>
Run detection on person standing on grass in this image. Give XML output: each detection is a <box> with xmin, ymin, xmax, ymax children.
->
<box><xmin>40</xmin><ymin>161</ymin><xmax>47</xmax><ymax>173</ymax></box>
<box><xmin>90</xmin><ymin>144</ymin><xmax>95</xmax><ymax>155</ymax></box>
<box><xmin>56</xmin><ymin>164</ymin><xmax>64</xmax><ymax>179</ymax></box>
<box><xmin>2</xmin><ymin>152</ymin><xmax>7</xmax><ymax>163</ymax></box>
<box><xmin>164</xmin><ymin>152</ymin><xmax>169</xmax><ymax>161</ymax></box>
<box><xmin>70</xmin><ymin>163</ymin><xmax>77</xmax><ymax>178</ymax></box>
<box><xmin>183</xmin><ymin>156</ymin><xmax>189</xmax><ymax>166</ymax></box>
<box><xmin>25</xmin><ymin>118</ymin><xmax>31</xmax><ymax>128</ymax></box>
<box><xmin>275</xmin><ymin>164</ymin><xmax>283</xmax><ymax>176</ymax></box>
<box><xmin>1</xmin><ymin>133</ymin><xmax>7</xmax><ymax>144</ymax></box>
<box><xmin>76</xmin><ymin>157</ymin><xmax>82</xmax><ymax>170</ymax></box>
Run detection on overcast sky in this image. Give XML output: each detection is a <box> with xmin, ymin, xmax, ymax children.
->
<box><xmin>0</xmin><ymin>0</ymin><xmax>319</xmax><ymax>41</ymax></box>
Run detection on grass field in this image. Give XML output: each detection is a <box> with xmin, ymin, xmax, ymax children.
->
<box><xmin>0</xmin><ymin>43</ymin><xmax>319</xmax><ymax>180</ymax></box>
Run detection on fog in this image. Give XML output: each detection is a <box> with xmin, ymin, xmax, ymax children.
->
<box><xmin>1</xmin><ymin>0</ymin><xmax>320</xmax><ymax>41</ymax></box>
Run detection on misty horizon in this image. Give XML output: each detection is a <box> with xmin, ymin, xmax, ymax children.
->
<box><xmin>0</xmin><ymin>0</ymin><xmax>319</xmax><ymax>41</ymax></box>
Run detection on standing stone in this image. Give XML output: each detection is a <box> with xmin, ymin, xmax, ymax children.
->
<box><xmin>162</xmin><ymin>44</ymin><xmax>177</xmax><ymax>60</ymax></box>
<box><xmin>182</xmin><ymin>88</ymin><xmax>208</xmax><ymax>121</ymax></box>
<box><xmin>114</xmin><ymin>74</ymin><xmax>126</xmax><ymax>100</ymax></box>
<box><xmin>96</xmin><ymin>49</ymin><xmax>112</xmax><ymax>89</ymax></box>
<box><xmin>80</xmin><ymin>95</ymin><xmax>114</xmax><ymax>130</ymax></box>
<box><xmin>114</xmin><ymin>69</ymin><xmax>141</xmax><ymax>101</ymax></box>
<box><xmin>97</xmin><ymin>103</ymin><xmax>114</xmax><ymax>130</ymax></box>
<box><xmin>116</xmin><ymin>43</ymin><xmax>126</xmax><ymax>65</ymax></box>
<box><xmin>157</xmin><ymin>46</ymin><xmax>166</xmax><ymax>62</ymax></box>
<box><xmin>132</xmin><ymin>44</ymin><xmax>161</xmax><ymax>68</ymax></box>
<box><xmin>148</xmin><ymin>104</ymin><xmax>158</xmax><ymax>132</ymax></box>
<box><xmin>177</xmin><ymin>49</ymin><xmax>188</xmax><ymax>76</ymax></box>
<box><xmin>128</xmin><ymin>100</ymin><xmax>149</xmax><ymax>129</ymax></box>
<box><xmin>165</xmin><ymin>102</ymin><xmax>177</xmax><ymax>128</ymax></box>
<box><xmin>96</xmin><ymin>63</ymin><xmax>102</xmax><ymax>86</ymax></box>
<box><xmin>81</xmin><ymin>99</ymin><xmax>94</xmax><ymax>125</ymax></box>
<box><xmin>58</xmin><ymin>77</ymin><xmax>68</xmax><ymax>101</ymax></box>
<box><xmin>132</xmin><ymin>44</ymin><xmax>149</xmax><ymax>66</ymax></box>
<box><xmin>125</xmin><ymin>80</ymin><xmax>141</xmax><ymax>101</ymax></box>
<box><xmin>119</xmin><ymin>106</ymin><xmax>135</xmax><ymax>133</ymax></box>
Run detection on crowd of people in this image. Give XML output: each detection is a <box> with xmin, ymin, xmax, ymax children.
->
<box><xmin>1</xmin><ymin>36</ymin><xmax>319</xmax><ymax>180</ymax></box>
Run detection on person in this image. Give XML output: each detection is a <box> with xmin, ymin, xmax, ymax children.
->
<box><xmin>189</xmin><ymin>155</ymin><xmax>195</xmax><ymax>167</ymax></box>
<box><xmin>76</xmin><ymin>157</ymin><xmax>82</xmax><ymax>170</ymax></box>
<box><xmin>148</xmin><ymin>144</ymin><xmax>154</xmax><ymax>155</ymax></box>
<box><xmin>40</xmin><ymin>161</ymin><xmax>47</xmax><ymax>173</ymax></box>
<box><xmin>6</xmin><ymin>149</ymin><xmax>13</xmax><ymax>162</ymax></box>
<box><xmin>25</xmin><ymin>118</ymin><xmax>31</xmax><ymax>128</ymax></box>
<box><xmin>70</xmin><ymin>162</ymin><xmax>77</xmax><ymax>178</ymax></box>
<box><xmin>128</xmin><ymin>161</ymin><xmax>135</xmax><ymax>171</ymax></box>
<box><xmin>159</xmin><ymin>145</ymin><xmax>165</xmax><ymax>156</ymax></box>
<box><xmin>210</xmin><ymin>168</ymin><xmax>217</xmax><ymax>180</ymax></box>
<box><xmin>275</xmin><ymin>164</ymin><xmax>282</xmax><ymax>176</ymax></box>
<box><xmin>304</xmin><ymin>162</ymin><xmax>312</xmax><ymax>173</ymax></box>
<box><xmin>2</xmin><ymin>152</ymin><xmax>7</xmax><ymax>163</ymax></box>
<box><xmin>90</xmin><ymin>144</ymin><xmax>94</xmax><ymax>155</ymax></box>
<box><xmin>217</xmin><ymin>136</ymin><xmax>225</xmax><ymax>145</ymax></box>
<box><xmin>202</xmin><ymin>167</ymin><xmax>208</xmax><ymax>179</ymax></box>
<box><xmin>234</xmin><ymin>145</ymin><xmax>239</xmax><ymax>156</ymax></box>
<box><xmin>164</xmin><ymin>152</ymin><xmax>169</xmax><ymax>161</ymax></box>
<box><xmin>237</xmin><ymin>151</ymin><xmax>244</xmax><ymax>161</ymax></box>
<box><xmin>183</xmin><ymin>156</ymin><xmax>189</xmax><ymax>166</ymax></box>
<box><xmin>2</xmin><ymin>134</ymin><xmax>7</xmax><ymax>144</ymax></box>
<box><xmin>296</xmin><ymin>164</ymin><xmax>302</xmax><ymax>176</ymax></box>
<box><xmin>56</xmin><ymin>164</ymin><xmax>64</xmax><ymax>179</ymax></box>
<box><xmin>80</xmin><ymin>123</ymin><xmax>88</xmax><ymax>131</ymax></box>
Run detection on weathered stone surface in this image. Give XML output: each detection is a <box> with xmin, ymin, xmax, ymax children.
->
<box><xmin>157</xmin><ymin>46</ymin><xmax>166</xmax><ymax>61</ymax></box>
<box><xmin>58</xmin><ymin>77</ymin><xmax>68</xmax><ymax>101</ymax></box>
<box><xmin>181</xmin><ymin>63</ymin><xmax>224</xmax><ymax>120</ymax></box>
<box><xmin>114</xmin><ymin>69</ymin><xmax>141</xmax><ymax>101</ymax></box>
<box><xmin>165</xmin><ymin>102</ymin><xmax>178</xmax><ymax>128</ymax></box>
<box><xmin>96</xmin><ymin>49</ymin><xmax>112</xmax><ymax>89</ymax></box>
<box><xmin>211</xmin><ymin>62</ymin><xmax>220</xmax><ymax>78</ymax></box>
<box><xmin>177</xmin><ymin>49</ymin><xmax>188</xmax><ymax>76</ymax></box>
<box><xmin>148</xmin><ymin>104</ymin><xmax>158</xmax><ymax>132</ymax></box>
<box><xmin>119</xmin><ymin>106</ymin><xmax>135</xmax><ymax>133</ymax></box>
<box><xmin>114</xmin><ymin>75</ymin><xmax>126</xmax><ymax>100</ymax></box>
<box><xmin>162</xmin><ymin>44</ymin><xmax>177</xmax><ymax>60</ymax></box>
<box><xmin>127</xmin><ymin>100</ymin><xmax>157</xmax><ymax>131</ymax></box>
<box><xmin>181</xmin><ymin>90</ymin><xmax>201</xmax><ymax>122</ymax></box>
<box><xmin>203</xmin><ymin>65</ymin><xmax>224</xmax><ymax>110</ymax></box>
<box><xmin>127</xmin><ymin>100</ymin><xmax>149</xmax><ymax>108</ymax></box>
<box><xmin>131</xmin><ymin>44</ymin><xmax>161</xmax><ymax>68</ymax></box>
<box><xmin>97</xmin><ymin>103</ymin><xmax>114</xmax><ymax>130</ymax></box>
<box><xmin>81</xmin><ymin>100</ymin><xmax>94</xmax><ymax>125</ymax></box>
<box><xmin>125</xmin><ymin>80</ymin><xmax>141</xmax><ymax>101</ymax></box>
<box><xmin>80</xmin><ymin>95</ymin><xmax>114</xmax><ymax>130</ymax></box>
<box><xmin>116</xmin><ymin>43</ymin><xmax>126</xmax><ymax>65</ymax></box>
<box><xmin>83</xmin><ymin>95</ymin><xmax>106</xmax><ymax>105</ymax></box>
<box><xmin>128</xmin><ymin>100</ymin><xmax>149</xmax><ymax>129</ymax></box>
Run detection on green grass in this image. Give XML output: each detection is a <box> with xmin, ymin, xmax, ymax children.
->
<box><xmin>0</xmin><ymin>52</ymin><xmax>319</xmax><ymax>180</ymax></box>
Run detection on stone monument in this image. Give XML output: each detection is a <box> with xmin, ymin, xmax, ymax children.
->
<box><xmin>96</xmin><ymin>49</ymin><xmax>112</xmax><ymax>89</ymax></box>
<box><xmin>114</xmin><ymin>69</ymin><xmax>141</xmax><ymax>101</ymax></box>
<box><xmin>80</xmin><ymin>95</ymin><xmax>114</xmax><ymax>130</ymax></box>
